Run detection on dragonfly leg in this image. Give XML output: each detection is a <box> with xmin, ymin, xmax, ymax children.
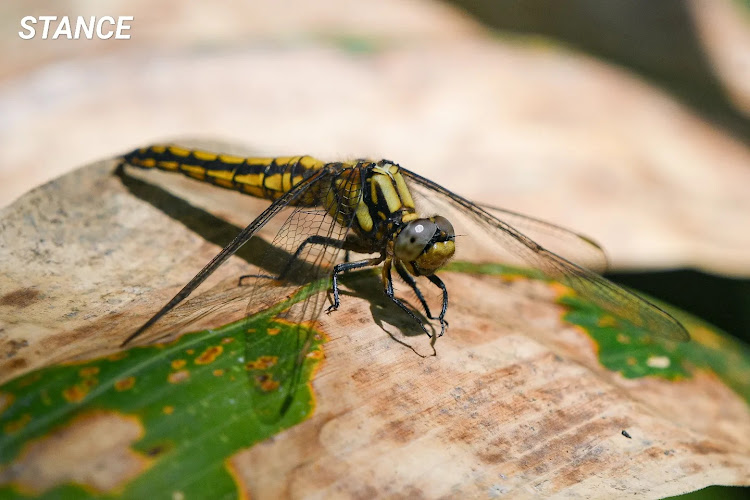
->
<box><xmin>238</xmin><ymin>235</ymin><xmax>344</xmax><ymax>285</ymax></box>
<box><xmin>426</xmin><ymin>275</ymin><xmax>449</xmax><ymax>342</ymax></box>
<box><xmin>382</xmin><ymin>260</ymin><xmax>433</xmax><ymax>338</ymax></box>
<box><xmin>394</xmin><ymin>261</ymin><xmax>434</xmax><ymax>319</ymax></box>
<box><xmin>394</xmin><ymin>262</ymin><xmax>449</xmax><ymax>343</ymax></box>
<box><xmin>326</xmin><ymin>257</ymin><xmax>383</xmax><ymax>313</ymax></box>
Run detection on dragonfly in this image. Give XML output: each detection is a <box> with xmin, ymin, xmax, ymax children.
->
<box><xmin>118</xmin><ymin>144</ymin><xmax>689</xmax><ymax>420</ymax></box>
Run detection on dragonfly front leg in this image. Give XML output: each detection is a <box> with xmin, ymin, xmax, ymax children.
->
<box><xmin>426</xmin><ymin>274</ymin><xmax>449</xmax><ymax>343</ymax></box>
<box><xmin>382</xmin><ymin>259</ymin><xmax>434</xmax><ymax>339</ymax></box>
<box><xmin>394</xmin><ymin>262</ymin><xmax>449</xmax><ymax>340</ymax></box>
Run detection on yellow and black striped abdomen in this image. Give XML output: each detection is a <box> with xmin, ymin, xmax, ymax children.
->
<box><xmin>121</xmin><ymin>145</ymin><xmax>326</xmax><ymax>204</ymax></box>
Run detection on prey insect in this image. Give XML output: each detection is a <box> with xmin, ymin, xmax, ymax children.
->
<box><xmin>118</xmin><ymin>144</ymin><xmax>689</xmax><ymax>421</ymax></box>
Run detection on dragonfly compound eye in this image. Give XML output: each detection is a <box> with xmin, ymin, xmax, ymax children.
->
<box><xmin>433</xmin><ymin>215</ymin><xmax>455</xmax><ymax>240</ymax></box>
<box><xmin>395</xmin><ymin>219</ymin><xmax>438</xmax><ymax>261</ymax></box>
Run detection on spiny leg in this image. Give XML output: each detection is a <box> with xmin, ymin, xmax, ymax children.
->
<box><xmin>238</xmin><ymin>235</ymin><xmax>344</xmax><ymax>285</ymax></box>
<box><xmin>395</xmin><ymin>262</ymin><xmax>449</xmax><ymax>337</ymax></box>
<box><xmin>394</xmin><ymin>261</ymin><xmax>434</xmax><ymax>319</ymax></box>
<box><xmin>326</xmin><ymin>256</ymin><xmax>384</xmax><ymax>313</ymax></box>
<box><xmin>382</xmin><ymin>259</ymin><xmax>433</xmax><ymax>339</ymax></box>
<box><xmin>426</xmin><ymin>274</ymin><xmax>449</xmax><ymax>343</ymax></box>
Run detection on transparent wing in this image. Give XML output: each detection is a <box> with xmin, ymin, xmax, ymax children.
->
<box><xmin>244</xmin><ymin>166</ymin><xmax>362</xmax><ymax>423</ymax></box>
<box><xmin>123</xmin><ymin>164</ymin><xmax>360</xmax><ymax>422</ymax></box>
<box><xmin>480</xmin><ymin>204</ymin><xmax>609</xmax><ymax>273</ymax></box>
<box><xmin>120</xmin><ymin>168</ymin><xmax>336</xmax><ymax>347</ymax></box>
<box><xmin>401</xmin><ymin>169</ymin><xmax>689</xmax><ymax>342</ymax></box>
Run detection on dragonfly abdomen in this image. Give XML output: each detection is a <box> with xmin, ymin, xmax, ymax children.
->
<box><xmin>120</xmin><ymin>145</ymin><xmax>326</xmax><ymax>203</ymax></box>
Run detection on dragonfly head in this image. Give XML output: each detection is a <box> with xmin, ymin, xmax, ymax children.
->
<box><xmin>394</xmin><ymin>216</ymin><xmax>455</xmax><ymax>276</ymax></box>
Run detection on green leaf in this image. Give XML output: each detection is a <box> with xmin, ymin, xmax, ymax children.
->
<box><xmin>0</xmin><ymin>312</ymin><xmax>325</xmax><ymax>499</ymax></box>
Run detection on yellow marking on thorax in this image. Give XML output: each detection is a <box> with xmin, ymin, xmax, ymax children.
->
<box><xmin>371</xmin><ymin>172</ymin><xmax>403</xmax><ymax>214</ymax></box>
<box><xmin>392</xmin><ymin>171</ymin><xmax>415</xmax><ymax>208</ymax></box>
<box><xmin>356</xmin><ymin>200</ymin><xmax>373</xmax><ymax>232</ymax></box>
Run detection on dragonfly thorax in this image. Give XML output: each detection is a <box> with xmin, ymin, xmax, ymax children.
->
<box><xmin>394</xmin><ymin>216</ymin><xmax>455</xmax><ymax>276</ymax></box>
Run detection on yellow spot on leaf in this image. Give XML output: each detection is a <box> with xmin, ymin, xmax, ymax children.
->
<box><xmin>598</xmin><ymin>315</ymin><xmax>618</xmax><ymax>328</ymax></box>
<box><xmin>186</xmin><ymin>349</ymin><xmax>195</xmax><ymax>355</ymax></box>
<box><xmin>306</xmin><ymin>350</ymin><xmax>324</xmax><ymax>360</ymax></box>
<box><xmin>79</xmin><ymin>367</ymin><xmax>100</xmax><ymax>377</ymax></box>
<box><xmin>691</xmin><ymin>325</ymin><xmax>723</xmax><ymax>349</ymax></box>
<box><xmin>499</xmin><ymin>273</ymin><xmax>532</xmax><ymax>284</ymax></box>
<box><xmin>213</xmin><ymin>369</ymin><xmax>225</xmax><ymax>377</ymax></box>
<box><xmin>163</xmin><ymin>406</ymin><xmax>175</xmax><ymax>415</ymax></box>
<box><xmin>221</xmin><ymin>337</ymin><xmax>234</xmax><ymax>344</ymax></box>
<box><xmin>245</xmin><ymin>356</ymin><xmax>278</xmax><ymax>370</ymax></box>
<box><xmin>107</xmin><ymin>352</ymin><xmax>128</xmax><ymax>362</ymax></box>
<box><xmin>616</xmin><ymin>333</ymin><xmax>631</xmax><ymax>344</ymax></box>
<box><xmin>255</xmin><ymin>374</ymin><xmax>280</xmax><ymax>392</ymax></box>
<box><xmin>548</xmin><ymin>281</ymin><xmax>574</xmax><ymax>298</ymax></box>
<box><xmin>168</xmin><ymin>370</ymin><xmax>190</xmax><ymax>384</ymax></box>
<box><xmin>4</xmin><ymin>413</ymin><xmax>31</xmax><ymax>433</ymax></box>
<box><xmin>114</xmin><ymin>377</ymin><xmax>136</xmax><ymax>391</ymax></box>
<box><xmin>627</xmin><ymin>357</ymin><xmax>637</xmax><ymax>366</ymax></box>
<box><xmin>267</xmin><ymin>328</ymin><xmax>281</xmax><ymax>336</ymax></box>
<box><xmin>63</xmin><ymin>384</ymin><xmax>89</xmax><ymax>403</ymax></box>
<box><xmin>0</xmin><ymin>392</ymin><xmax>16</xmax><ymax>415</ymax></box>
<box><xmin>195</xmin><ymin>345</ymin><xmax>223</xmax><ymax>365</ymax></box>
<box><xmin>171</xmin><ymin>359</ymin><xmax>187</xmax><ymax>370</ymax></box>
